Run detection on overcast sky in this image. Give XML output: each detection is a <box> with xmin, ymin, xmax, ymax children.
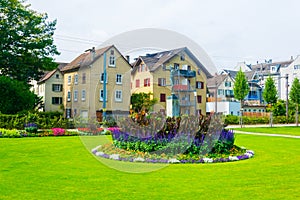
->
<box><xmin>27</xmin><ymin>0</ymin><xmax>300</xmax><ymax>69</ymax></box>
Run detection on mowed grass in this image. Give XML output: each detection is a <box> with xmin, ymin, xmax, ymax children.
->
<box><xmin>233</xmin><ymin>126</ymin><xmax>300</xmax><ymax>136</ymax></box>
<box><xmin>0</xmin><ymin>135</ymin><xmax>299</xmax><ymax>200</ymax></box>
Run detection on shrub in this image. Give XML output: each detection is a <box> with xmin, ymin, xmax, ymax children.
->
<box><xmin>0</xmin><ymin>128</ymin><xmax>21</xmax><ymax>138</ymax></box>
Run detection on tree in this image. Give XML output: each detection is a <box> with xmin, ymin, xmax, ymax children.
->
<box><xmin>233</xmin><ymin>69</ymin><xmax>249</xmax><ymax>127</ymax></box>
<box><xmin>289</xmin><ymin>78</ymin><xmax>300</xmax><ymax>126</ymax></box>
<box><xmin>131</xmin><ymin>92</ymin><xmax>157</xmax><ymax>113</ymax></box>
<box><xmin>263</xmin><ymin>76</ymin><xmax>278</xmax><ymax>127</ymax></box>
<box><xmin>0</xmin><ymin>76</ymin><xmax>37</xmax><ymax>114</ymax></box>
<box><xmin>0</xmin><ymin>0</ymin><xmax>59</xmax><ymax>84</ymax></box>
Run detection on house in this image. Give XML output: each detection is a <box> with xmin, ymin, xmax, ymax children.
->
<box><xmin>279</xmin><ymin>55</ymin><xmax>300</xmax><ymax>101</ymax></box>
<box><xmin>31</xmin><ymin>62</ymin><xmax>68</xmax><ymax>112</ymax></box>
<box><xmin>249</xmin><ymin>59</ymin><xmax>293</xmax><ymax>100</ymax></box>
<box><xmin>60</xmin><ymin>45</ymin><xmax>132</xmax><ymax>121</ymax></box>
<box><xmin>206</xmin><ymin>73</ymin><xmax>240</xmax><ymax>115</ymax></box>
<box><xmin>131</xmin><ymin>47</ymin><xmax>212</xmax><ymax>116</ymax></box>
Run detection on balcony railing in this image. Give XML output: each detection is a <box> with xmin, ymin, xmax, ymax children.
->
<box><xmin>173</xmin><ymin>84</ymin><xmax>195</xmax><ymax>92</ymax></box>
<box><xmin>174</xmin><ymin>69</ymin><xmax>196</xmax><ymax>78</ymax></box>
<box><xmin>179</xmin><ymin>100</ymin><xmax>193</xmax><ymax>107</ymax></box>
<box><xmin>247</xmin><ymin>95</ymin><xmax>259</xmax><ymax>100</ymax></box>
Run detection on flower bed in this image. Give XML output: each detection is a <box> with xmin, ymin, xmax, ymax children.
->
<box><xmin>91</xmin><ymin>113</ymin><xmax>255</xmax><ymax>164</ymax></box>
<box><xmin>91</xmin><ymin>144</ymin><xmax>255</xmax><ymax>164</ymax></box>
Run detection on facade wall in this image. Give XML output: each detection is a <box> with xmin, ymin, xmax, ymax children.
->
<box><xmin>44</xmin><ymin>70</ymin><xmax>64</xmax><ymax>112</ymax></box>
<box><xmin>280</xmin><ymin>55</ymin><xmax>300</xmax><ymax>100</ymax></box>
<box><xmin>63</xmin><ymin>46</ymin><xmax>131</xmax><ymax>119</ymax></box>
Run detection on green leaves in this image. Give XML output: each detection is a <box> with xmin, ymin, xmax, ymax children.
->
<box><xmin>263</xmin><ymin>76</ymin><xmax>278</xmax><ymax>105</ymax></box>
<box><xmin>0</xmin><ymin>0</ymin><xmax>59</xmax><ymax>84</ymax></box>
<box><xmin>233</xmin><ymin>69</ymin><xmax>249</xmax><ymax>102</ymax></box>
<box><xmin>289</xmin><ymin>78</ymin><xmax>300</xmax><ymax>104</ymax></box>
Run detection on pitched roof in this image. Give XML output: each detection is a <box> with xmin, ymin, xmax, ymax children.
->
<box><xmin>132</xmin><ymin>47</ymin><xmax>212</xmax><ymax>78</ymax></box>
<box><xmin>61</xmin><ymin>45</ymin><xmax>113</xmax><ymax>72</ymax></box>
<box><xmin>250</xmin><ymin>60</ymin><xmax>293</xmax><ymax>73</ymax></box>
<box><xmin>207</xmin><ymin>74</ymin><xmax>228</xmax><ymax>88</ymax></box>
<box><xmin>221</xmin><ymin>69</ymin><xmax>238</xmax><ymax>79</ymax></box>
<box><xmin>38</xmin><ymin>62</ymin><xmax>68</xmax><ymax>83</ymax></box>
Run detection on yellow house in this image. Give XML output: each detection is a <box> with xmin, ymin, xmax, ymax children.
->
<box><xmin>61</xmin><ymin>45</ymin><xmax>132</xmax><ymax>121</ymax></box>
<box><xmin>131</xmin><ymin>47</ymin><xmax>212</xmax><ymax>116</ymax></box>
<box><xmin>32</xmin><ymin>62</ymin><xmax>67</xmax><ymax>112</ymax></box>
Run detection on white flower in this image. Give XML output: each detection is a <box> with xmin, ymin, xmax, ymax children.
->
<box><xmin>109</xmin><ymin>154</ymin><xmax>120</xmax><ymax>160</ymax></box>
<box><xmin>229</xmin><ymin>156</ymin><xmax>239</xmax><ymax>161</ymax></box>
<box><xmin>91</xmin><ymin>145</ymin><xmax>101</xmax><ymax>153</ymax></box>
<box><xmin>203</xmin><ymin>157</ymin><xmax>213</xmax><ymax>163</ymax></box>
<box><xmin>168</xmin><ymin>158</ymin><xmax>180</xmax><ymax>163</ymax></box>
<box><xmin>95</xmin><ymin>151</ymin><xmax>105</xmax><ymax>156</ymax></box>
<box><xmin>244</xmin><ymin>152</ymin><xmax>253</xmax><ymax>158</ymax></box>
<box><xmin>133</xmin><ymin>157</ymin><xmax>145</xmax><ymax>162</ymax></box>
<box><xmin>246</xmin><ymin>150</ymin><xmax>254</xmax><ymax>155</ymax></box>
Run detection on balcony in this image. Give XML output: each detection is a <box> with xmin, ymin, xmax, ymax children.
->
<box><xmin>173</xmin><ymin>84</ymin><xmax>195</xmax><ymax>92</ymax></box>
<box><xmin>179</xmin><ymin>100</ymin><xmax>193</xmax><ymax>107</ymax></box>
<box><xmin>247</xmin><ymin>95</ymin><xmax>259</xmax><ymax>100</ymax></box>
<box><xmin>174</xmin><ymin>69</ymin><xmax>196</xmax><ymax>78</ymax></box>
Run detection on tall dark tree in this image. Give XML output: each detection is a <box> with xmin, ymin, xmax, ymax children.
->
<box><xmin>289</xmin><ymin>78</ymin><xmax>300</xmax><ymax>126</ymax></box>
<box><xmin>0</xmin><ymin>76</ymin><xmax>37</xmax><ymax>114</ymax></box>
<box><xmin>0</xmin><ymin>0</ymin><xmax>59</xmax><ymax>83</ymax></box>
<box><xmin>233</xmin><ymin>69</ymin><xmax>249</xmax><ymax>127</ymax></box>
<box><xmin>263</xmin><ymin>76</ymin><xmax>278</xmax><ymax>127</ymax></box>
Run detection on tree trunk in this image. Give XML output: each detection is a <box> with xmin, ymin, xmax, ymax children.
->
<box><xmin>296</xmin><ymin>104</ymin><xmax>299</xmax><ymax>127</ymax></box>
<box><xmin>270</xmin><ymin>110</ymin><xmax>273</xmax><ymax>127</ymax></box>
<box><xmin>240</xmin><ymin>100</ymin><xmax>243</xmax><ymax>128</ymax></box>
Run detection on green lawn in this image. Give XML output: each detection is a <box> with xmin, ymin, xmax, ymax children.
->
<box><xmin>0</xmin><ymin>135</ymin><xmax>299</xmax><ymax>200</ymax></box>
<box><xmin>233</xmin><ymin>126</ymin><xmax>300</xmax><ymax>136</ymax></box>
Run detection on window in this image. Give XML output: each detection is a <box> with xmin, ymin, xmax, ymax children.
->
<box><xmin>225</xmin><ymin>81</ymin><xmax>231</xmax><ymax>87</ymax></box>
<box><xmin>116</xmin><ymin>74</ymin><xmax>122</xmax><ymax>84</ymax></box>
<box><xmin>136</xmin><ymin>79</ymin><xmax>140</xmax><ymax>88</ymax></box>
<box><xmin>74</xmin><ymin>74</ymin><xmax>78</xmax><ymax>84</ymax></box>
<box><xmin>82</xmin><ymin>90</ymin><xmax>86</xmax><ymax>101</ymax></box>
<box><xmin>52</xmin><ymin>97</ymin><xmax>62</xmax><ymax>104</ymax></box>
<box><xmin>66</xmin><ymin>109</ymin><xmax>72</xmax><ymax>119</ymax></box>
<box><xmin>144</xmin><ymin>78</ymin><xmax>150</xmax><ymax>87</ymax></box>
<box><xmin>68</xmin><ymin>75</ymin><xmax>71</xmax><ymax>85</ymax></box>
<box><xmin>115</xmin><ymin>90</ymin><xmax>122</xmax><ymax>102</ymax></box>
<box><xmin>109</xmin><ymin>50</ymin><xmax>115</xmax><ymax>67</ymax></box>
<box><xmin>158</xmin><ymin>78</ymin><xmax>166</xmax><ymax>86</ymax></box>
<box><xmin>100</xmin><ymin>89</ymin><xmax>107</xmax><ymax>101</ymax></box>
<box><xmin>55</xmin><ymin>74</ymin><xmax>59</xmax><ymax>79</ymax></box>
<box><xmin>197</xmin><ymin>95</ymin><xmax>202</xmax><ymax>103</ymax></box>
<box><xmin>218</xmin><ymin>89</ymin><xmax>224</xmax><ymax>95</ymax></box>
<box><xmin>141</xmin><ymin>64</ymin><xmax>145</xmax><ymax>72</ymax></box>
<box><xmin>174</xmin><ymin>63</ymin><xmax>179</xmax><ymax>70</ymax></box>
<box><xmin>160</xmin><ymin>93</ymin><xmax>166</xmax><ymax>102</ymax></box>
<box><xmin>82</xmin><ymin>73</ymin><xmax>86</xmax><ymax>84</ymax></box>
<box><xmin>100</xmin><ymin>73</ymin><xmax>108</xmax><ymax>83</ymax></box>
<box><xmin>67</xmin><ymin>91</ymin><xmax>71</xmax><ymax>101</ymax></box>
<box><xmin>74</xmin><ymin>90</ymin><xmax>78</xmax><ymax>102</ymax></box>
<box><xmin>52</xmin><ymin>84</ymin><xmax>62</xmax><ymax>92</ymax></box>
<box><xmin>294</xmin><ymin>65</ymin><xmax>300</xmax><ymax>70</ymax></box>
<box><xmin>180</xmin><ymin>54</ymin><xmax>185</xmax><ymax>61</ymax></box>
<box><xmin>196</xmin><ymin>81</ymin><xmax>204</xmax><ymax>89</ymax></box>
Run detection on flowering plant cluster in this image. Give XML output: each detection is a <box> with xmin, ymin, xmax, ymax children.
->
<box><xmin>77</xmin><ymin>127</ymin><xmax>105</xmax><ymax>135</ymax></box>
<box><xmin>24</xmin><ymin>123</ymin><xmax>38</xmax><ymax>133</ymax></box>
<box><xmin>52</xmin><ymin>128</ymin><xmax>65</xmax><ymax>136</ymax></box>
<box><xmin>110</xmin><ymin>113</ymin><xmax>233</xmax><ymax>155</ymax></box>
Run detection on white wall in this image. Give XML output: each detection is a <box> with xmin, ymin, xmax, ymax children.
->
<box><xmin>206</xmin><ymin>101</ymin><xmax>240</xmax><ymax>116</ymax></box>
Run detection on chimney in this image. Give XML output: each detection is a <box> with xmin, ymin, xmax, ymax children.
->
<box><xmin>291</xmin><ymin>56</ymin><xmax>294</xmax><ymax>60</ymax></box>
<box><xmin>125</xmin><ymin>55</ymin><xmax>130</xmax><ymax>63</ymax></box>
